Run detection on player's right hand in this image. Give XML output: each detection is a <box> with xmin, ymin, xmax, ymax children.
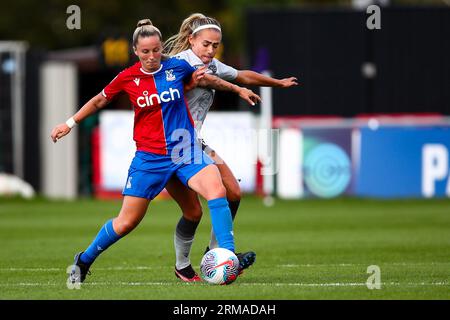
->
<box><xmin>238</xmin><ymin>88</ymin><xmax>261</xmax><ymax>106</ymax></box>
<box><xmin>279</xmin><ymin>77</ymin><xmax>299</xmax><ymax>88</ymax></box>
<box><xmin>51</xmin><ymin>124</ymin><xmax>71</xmax><ymax>143</ymax></box>
<box><xmin>185</xmin><ymin>65</ymin><xmax>208</xmax><ymax>91</ymax></box>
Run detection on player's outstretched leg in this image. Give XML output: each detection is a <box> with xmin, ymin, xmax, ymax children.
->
<box><xmin>68</xmin><ymin>219</ymin><xmax>122</xmax><ymax>284</ymax></box>
<box><xmin>68</xmin><ymin>196</ymin><xmax>149</xmax><ymax>284</ymax></box>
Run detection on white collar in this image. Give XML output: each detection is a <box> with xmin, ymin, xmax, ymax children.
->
<box><xmin>140</xmin><ymin>63</ymin><xmax>163</xmax><ymax>75</ymax></box>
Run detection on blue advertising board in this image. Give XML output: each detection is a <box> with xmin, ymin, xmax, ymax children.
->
<box><xmin>355</xmin><ymin>126</ymin><xmax>450</xmax><ymax>198</ymax></box>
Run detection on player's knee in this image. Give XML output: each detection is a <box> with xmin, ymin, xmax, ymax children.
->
<box><xmin>114</xmin><ymin>219</ymin><xmax>138</xmax><ymax>236</ymax></box>
<box><xmin>209</xmin><ymin>184</ymin><xmax>227</xmax><ymax>200</ymax></box>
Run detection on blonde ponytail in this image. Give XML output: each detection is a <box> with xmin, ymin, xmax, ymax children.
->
<box><xmin>163</xmin><ymin>13</ymin><xmax>221</xmax><ymax>56</ymax></box>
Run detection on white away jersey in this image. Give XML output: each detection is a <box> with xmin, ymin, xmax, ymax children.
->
<box><xmin>175</xmin><ymin>49</ymin><xmax>238</xmax><ymax>131</ymax></box>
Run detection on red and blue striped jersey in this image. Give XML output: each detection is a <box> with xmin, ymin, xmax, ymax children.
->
<box><xmin>102</xmin><ymin>58</ymin><xmax>196</xmax><ymax>155</ymax></box>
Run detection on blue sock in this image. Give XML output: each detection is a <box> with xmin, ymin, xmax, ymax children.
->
<box><xmin>80</xmin><ymin>219</ymin><xmax>122</xmax><ymax>264</ymax></box>
<box><xmin>207</xmin><ymin>197</ymin><xmax>235</xmax><ymax>252</ymax></box>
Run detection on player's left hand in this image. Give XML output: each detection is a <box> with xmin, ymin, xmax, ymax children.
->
<box><xmin>279</xmin><ymin>77</ymin><xmax>299</xmax><ymax>88</ymax></box>
<box><xmin>238</xmin><ymin>87</ymin><xmax>262</xmax><ymax>106</ymax></box>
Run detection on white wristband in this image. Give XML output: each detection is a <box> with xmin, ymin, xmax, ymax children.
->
<box><xmin>66</xmin><ymin>117</ymin><xmax>77</xmax><ymax>129</ymax></box>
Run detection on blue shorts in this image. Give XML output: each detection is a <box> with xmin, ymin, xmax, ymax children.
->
<box><xmin>122</xmin><ymin>149</ymin><xmax>214</xmax><ymax>200</ymax></box>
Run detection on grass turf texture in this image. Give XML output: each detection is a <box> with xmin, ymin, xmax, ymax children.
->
<box><xmin>0</xmin><ymin>196</ymin><xmax>449</xmax><ymax>299</ymax></box>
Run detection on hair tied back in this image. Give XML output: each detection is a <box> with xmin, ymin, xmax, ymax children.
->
<box><xmin>137</xmin><ymin>19</ymin><xmax>153</xmax><ymax>28</ymax></box>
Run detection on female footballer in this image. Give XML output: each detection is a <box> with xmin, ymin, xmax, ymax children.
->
<box><xmin>163</xmin><ymin>13</ymin><xmax>298</xmax><ymax>282</ymax></box>
<box><xmin>51</xmin><ymin>19</ymin><xmax>259</xmax><ymax>283</ymax></box>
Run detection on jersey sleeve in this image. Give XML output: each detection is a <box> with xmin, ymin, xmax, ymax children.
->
<box><xmin>214</xmin><ymin>59</ymin><xmax>238</xmax><ymax>81</ymax></box>
<box><xmin>101</xmin><ymin>71</ymin><xmax>126</xmax><ymax>100</ymax></box>
<box><xmin>176</xmin><ymin>59</ymin><xmax>196</xmax><ymax>83</ymax></box>
<box><xmin>175</xmin><ymin>51</ymin><xmax>190</xmax><ymax>63</ymax></box>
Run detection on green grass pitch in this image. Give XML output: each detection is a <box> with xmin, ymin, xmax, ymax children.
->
<box><xmin>0</xmin><ymin>196</ymin><xmax>449</xmax><ymax>299</ymax></box>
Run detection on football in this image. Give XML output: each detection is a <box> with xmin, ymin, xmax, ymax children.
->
<box><xmin>200</xmin><ymin>248</ymin><xmax>240</xmax><ymax>285</ymax></box>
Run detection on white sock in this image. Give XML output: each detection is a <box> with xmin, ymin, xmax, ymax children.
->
<box><xmin>174</xmin><ymin>232</ymin><xmax>194</xmax><ymax>270</ymax></box>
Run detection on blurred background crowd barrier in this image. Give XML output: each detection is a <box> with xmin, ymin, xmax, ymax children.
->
<box><xmin>0</xmin><ymin>3</ymin><xmax>449</xmax><ymax>200</ymax></box>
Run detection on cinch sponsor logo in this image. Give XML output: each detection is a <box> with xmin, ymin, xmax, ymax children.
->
<box><xmin>136</xmin><ymin>88</ymin><xmax>181</xmax><ymax>108</ymax></box>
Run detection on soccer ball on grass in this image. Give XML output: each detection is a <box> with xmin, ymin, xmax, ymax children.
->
<box><xmin>200</xmin><ymin>248</ymin><xmax>240</xmax><ymax>285</ymax></box>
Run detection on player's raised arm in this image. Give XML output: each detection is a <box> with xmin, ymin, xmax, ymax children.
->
<box><xmin>235</xmin><ymin>70</ymin><xmax>298</xmax><ymax>88</ymax></box>
<box><xmin>50</xmin><ymin>93</ymin><xmax>109</xmax><ymax>143</ymax></box>
<box><xmin>197</xmin><ymin>73</ymin><xmax>261</xmax><ymax>106</ymax></box>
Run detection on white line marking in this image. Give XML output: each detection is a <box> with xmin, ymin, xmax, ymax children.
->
<box><xmin>0</xmin><ymin>266</ymin><xmax>161</xmax><ymax>272</ymax></box>
<box><xmin>247</xmin><ymin>282</ymin><xmax>450</xmax><ymax>287</ymax></box>
<box><xmin>0</xmin><ymin>281</ymin><xmax>448</xmax><ymax>288</ymax></box>
<box><xmin>0</xmin><ymin>268</ymin><xmax>61</xmax><ymax>272</ymax></box>
<box><xmin>278</xmin><ymin>262</ymin><xmax>450</xmax><ymax>268</ymax></box>
<box><xmin>0</xmin><ymin>262</ymin><xmax>450</xmax><ymax>272</ymax></box>
<box><xmin>1</xmin><ymin>262</ymin><xmax>449</xmax><ymax>272</ymax></box>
